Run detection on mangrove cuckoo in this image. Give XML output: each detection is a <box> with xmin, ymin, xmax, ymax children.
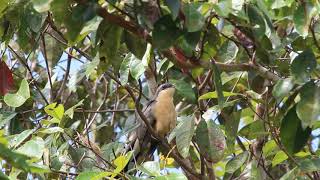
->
<box><xmin>126</xmin><ymin>83</ymin><xmax>176</xmax><ymax>163</ymax></box>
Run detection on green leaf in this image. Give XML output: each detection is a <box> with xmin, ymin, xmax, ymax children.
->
<box><xmin>299</xmin><ymin>158</ymin><xmax>320</xmax><ymax>172</ymax></box>
<box><xmin>85</xmin><ymin>54</ymin><xmax>100</xmax><ymax>77</ymax></box>
<box><xmin>4</xmin><ymin>79</ymin><xmax>30</xmax><ymax>107</ymax></box>
<box><xmin>29</xmin><ymin>163</ymin><xmax>51</xmax><ymax>173</ymax></box>
<box><xmin>279</xmin><ymin>167</ymin><xmax>299</xmax><ymax>180</ymax></box>
<box><xmin>212</xmin><ymin>0</ymin><xmax>232</xmax><ymax>17</ymax></box>
<box><xmin>280</xmin><ymin>106</ymin><xmax>311</xmax><ymax>154</ymax></box>
<box><xmin>182</xmin><ymin>3</ymin><xmax>205</xmax><ymax>32</ymax></box>
<box><xmin>140</xmin><ymin>161</ymin><xmax>160</xmax><ymax>176</ymax></box>
<box><xmin>216</xmin><ymin>40</ymin><xmax>238</xmax><ymax>62</ymax></box>
<box><xmin>155</xmin><ymin>173</ymin><xmax>187</xmax><ymax>180</ymax></box>
<box><xmin>16</xmin><ymin>137</ymin><xmax>45</xmax><ymax>160</ymax></box>
<box><xmin>170</xmin><ymin>79</ymin><xmax>196</xmax><ymax>103</ymax></box>
<box><xmin>262</xmin><ymin>140</ymin><xmax>278</xmax><ymax>157</ymax></box>
<box><xmin>129</xmin><ymin>55</ymin><xmax>145</xmax><ymax>80</ymax></box>
<box><xmin>76</xmin><ymin>171</ymin><xmax>100</xmax><ymax>180</ymax></box>
<box><xmin>271</xmin><ymin>0</ymin><xmax>295</xmax><ymax>9</ymax></box>
<box><xmin>164</xmin><ymin>0</ymin><xmax>180</xmax><ymax>20</ymax></box>
<box><xmin>98</xmin><ymin>22</ymin><xmax>123</xmax><ymax>69</ymax></box>
<box><xmin>9</xmin><ymin>129</ymin><xmax>34</xmax><ymax>148</ymax></box>
<box><xmin>142</xmin><ymin>43</ymin><xmax>152</xmax><ymax>67</ymax></box>
<box><xmin>212</xmin><ymin>62</ymin><xmax>224</xmax><ymax>109</ymax></box>
<box><xmin>195</xmin><ymin>119</ymin><xmax>226</xmax><ymax>162</ymax></box>
<box><xmin>90</xmin><ymin>172</ymin><xmax>114</xmax><ymax>180</ymax></box>
<box><xmin>65</xmin><ymin>99</ymin><xmax>84</xmax><ymax>119</ymax></box>
<box><xmin>293</xmin><ymin>2</ymin><xmax>317</xmax><ymax>37</ymax></box>
<box><xmin>32</xmin><ymin>0</ymin><xmax>53</xmax><ymax>13</ymax></box>
<box><xmin>272</xmin><ymin>77</ymin><xmax>294</xmax><ymax>100</ymax></box>
<box><xmin>41</xmin><ymin>33</ymin><xmax>64</xmax><ymax>68</ymax></box>
<box><xmin>296</xmin><ymin>81</ymin><xmax>320</xmax><ymax>128</ymax></box>
<box><xmin>0</xmin><ymin>111</ymin><xmax>17</xmax><ymax>127</ymax></box>
<box><xmin>153</xmin><ymin>15</ymin><xmax>181</xmax><ymax>50</ymax></box>
<box><xmin>0</xmin><ymin>143</ymin><xmax>30</xmax><ymax>172</ymax></box>
<box><xmin>0</xmin><ymin>0</ymin><xmax>10</xmax><ymax>18</ymax></box>
<box><xmin>290</xmin><ymin>49</ymin><xmax>316</xmax><ymax>84</ymax></box>
<box><xmin>176</xmin><ymin>116</ymin><xmax>195</xmax><ymax>158</ymax></box>
<box><xmin>239</xmin><ymin>120</ymin><xmax>267</xmax><ymax>140</ymax></box>
<box><xmin>0</xmin><ymin>170</ymin><xmax>9</xmax><ymax>180</ymax></box>
<box><xmin>199</xmin><ymin>91</ymin><xmax>238</xmax><ymax>100</ymax></box>
<box><xmin>113</xmin><ymin>152</ymin><xmax>133</xmax><ymax>175</ymax></box>
<box><xmin>225</xmin><ymin>151</ymin><xmax>249</xmax><ymax>174</ymax></box>
<box><xmin>246</xmin><ymin>159</ymin><xmax>264</xmax><ymax>180</ymax></box>
<box><xmin>225</xmin><ymin>110</ymin><xmax>241</xmax><ymax>152</ymax></box>
<box><xmin>124</xmin><ymin>31</ymin><xmax>147</xmax><ymax>59</ymax></box>
<box><xmin>119</xmin><ymin>54</ymin><xmax>131</xmax><ymax>85</ymax></box>
<box><xmin>44</xmin><ymin>103</ymin><xmax>64</xmax><ymax>120</ymax></box>
<box><xmin>247</xmin><ymin>4</ymin><xmax>266</xmax><ymax>39</ymax></box>
<box><xmin>272</xmin><ymin>151</ymin><xmax>288</xmax><ymax>167</ymax></box>
<box><xmin>38</xmin><ymin>127</ymin><xmax>64</xmax><ymax>134</ymax></box>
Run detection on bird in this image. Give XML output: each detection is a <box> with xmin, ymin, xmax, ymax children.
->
<box><xmin>125</xmin><ymin>83</ymin><xmax>177</xmax><ymax>168</ymax></box>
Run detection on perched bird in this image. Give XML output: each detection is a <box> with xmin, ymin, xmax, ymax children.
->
<box><xmin>126</xmin><ymin>83</ymin><xmax>177</xmax><ymax>166</ymax></box>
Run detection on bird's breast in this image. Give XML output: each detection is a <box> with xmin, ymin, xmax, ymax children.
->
<box><xmin>152</xmin><ymin>99</ymin><xmax>176</xmax><ymax>137</ymax></box>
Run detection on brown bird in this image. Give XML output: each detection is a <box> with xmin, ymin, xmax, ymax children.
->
<box><xmin>126</xmin><ymin>83</ymin><xmax>177</xmax><ymax>166</ymax></box>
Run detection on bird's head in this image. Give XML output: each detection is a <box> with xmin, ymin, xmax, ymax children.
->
<box><xmin>154</xmin><ymin>83</ymin><xmax>175</xmax><ymax>99</ymax></box>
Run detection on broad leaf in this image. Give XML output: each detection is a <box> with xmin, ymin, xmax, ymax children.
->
<box><xmin>4</xmin><ymin>79</ymin><xmax>30</xmax><ymax>107</ymax></box>
<box><xmin>280</xmin><ymin>167</ymin><xmax>299</xmax><ymax>180</ymax></box>
<box><xmin>290</xmin><ymin>49</ymin><xmax>316</xmax><ymax>84</ymax></box>
<box><xmin>44</xmin><ymin>103</ymin><xmax>64</xmax><ymax>120</ymax></box>
<box><xmin>272</xmin><ymin>151</ymin><xmax>288</xmax><ymax>167</ymax></box>
<box><xmin>272</xmin><ymin>77</ymin><xmax>294</xmax><ymax>100</ymax></box>
<box><xmin>182</xmin><ymin>3</ymin><xmax>205</xmax><ymax>32</ymax></box>
<box><xmin>195</xmin><ymin>119</ymin><xmax>226</xmax><ymax>162</ymax></box>
<box><xmin>16</xmin><ymin>137</ymin><xmax>45</xmax><ymax>160</ymax></box>
<box><xmin>296</xmin><ymin>81</ymin><xmax>320</xmax><ymax>128</ymax></box>
<box><xmin>175</xmin><ymin>116</ymin><xmax>195</xmax><ymax>158</ymax></box>
<box><xmin>280</xmin><ymin>106</ymin><xmax>311</xmax><ymax>154</ymax></box>
<box><xmin>225</xmin><ymin>151</ymin><xmax>249</xmax><ymax>174</ymax></box>
<box><xmin>239</xmin><ymin>120</ymin><xmax>267</xmax><ymax>140</ymax></box>
<box><xmin>164</xmin><ymin>0</ymin><xmax>180</xmax><ymax>20</ymax></box>
<box><xmin>0</xmin><ymin>143</ymin><xmax>31</xmax><ymax>172</ymax></box>
<box><xmin>298</xmin><ymin>158</ymin><xmax>320</xmax><ymax>172</ymax></box>
<box><xmin>171</xmin><ymin>79</ymin><xmax>196</xmax><ymax>103</ymax></box>
<box><xmin>293</xmin><ymin>2</ymin><xmax>317</xmax><ymax>37</ymax></box>
<box><xmin>153</xmin><ymin>15</ymin><xmax>181</xmax><ymax>50</ymax></box>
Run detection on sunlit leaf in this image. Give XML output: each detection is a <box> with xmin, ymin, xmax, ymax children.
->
<box><xmin>272</xmin><ymin>151</ymin><xmax>288</xmax><ymax>167</ymax></box>
<box><xmin>44</xmin><ymin>103</ymin><xmax>64</xmax><ymax>120</ymax></box>
<box><xmin>4</xmin><ymin>79</ymin><xmax>30</xmax><ymax>107</ymax></box>
<box><xmin>16</xmin><ymin>137</ymin><xmax>45</xmax><ymax>160</ymax></box>
<box><xmin>199</xmin><ymin>91</ymin><xmax>239</xmax><ymax>100</ymax></box>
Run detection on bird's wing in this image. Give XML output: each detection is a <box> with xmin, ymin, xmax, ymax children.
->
<box><xmin>127</xmin><ymin>100</ymin><xmax>156</xmax><ymax>156</ymax></box>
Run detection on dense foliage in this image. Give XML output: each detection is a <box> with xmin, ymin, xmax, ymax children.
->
<box><xmin>1</xmin><ymin>0</ymin><xmax>320</xmax><ymax>179</ymax></box>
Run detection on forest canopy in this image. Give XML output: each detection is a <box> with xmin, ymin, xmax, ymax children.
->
<box><xmin>1</xmin><ymin>0</ymin><xmax>320</xmax><ymax>179</ymax></box>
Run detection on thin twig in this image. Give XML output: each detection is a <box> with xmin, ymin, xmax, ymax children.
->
<box><xmin>55</xmin><ymin>48</ymin><xmax>72</xmax><ymax>101</ymax></box>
